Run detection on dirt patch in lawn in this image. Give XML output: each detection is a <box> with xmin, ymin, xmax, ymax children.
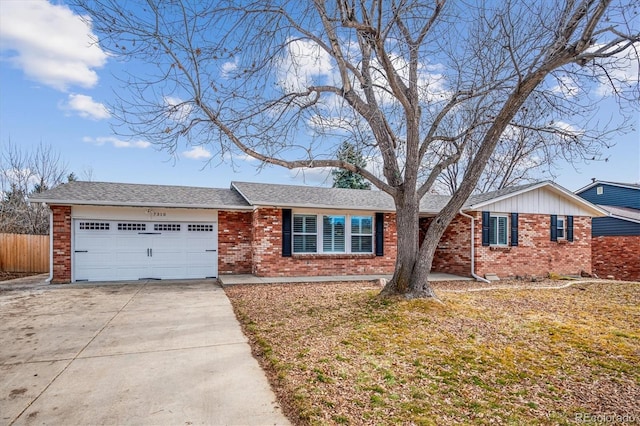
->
<box><xmin>226</xmin><ymin>279</ymin><xmax>640</xmax><ymax>425</ymax></box>
<box><xmin>0</xmin><ymin>271</ymin><xmax>42</xmax><ymax>282</ymax></box>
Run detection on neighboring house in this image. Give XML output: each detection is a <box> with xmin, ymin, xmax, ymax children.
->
<box><xmin>29</xmin><ymin>180</ymin><xmax>606</xmax><ymax>284</ymax></box>
<box><xmin>576</xmin><ymin>181</ymin><xmax>640</xmax><ymax>281</ymax></box>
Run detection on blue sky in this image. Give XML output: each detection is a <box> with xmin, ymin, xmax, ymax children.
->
<box><xmin>1</xmin><ymin>0</ymin><xmax>638</xmax><ymax>193</ymax></box>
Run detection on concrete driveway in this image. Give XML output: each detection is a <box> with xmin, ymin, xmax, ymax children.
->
<box><xmin>0</xmin><ymin>280</ymin><xmax>289</xmax><ymax>425</ymax></box>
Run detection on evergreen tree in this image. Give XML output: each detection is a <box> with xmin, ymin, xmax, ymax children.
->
<box><xmin>332</xmin><ymin>142</ymin><xmax>371</xmax><ymax>190</ymax></box>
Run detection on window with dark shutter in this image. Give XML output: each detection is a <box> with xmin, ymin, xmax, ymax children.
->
<box><xmin>375</xmin><ymin>213</ymin><xmax>384</xmax><ymax>256</ymax></box>
<box><xmin>510</xmin><ymin>213</ymin><xmax>518</xmax><ymax>246</ymax></box>
<box><xmin>566</xmin><ymin>216</ymin><xmax>574</xmax><ymax>242</ymax></box>
<box><xmin>550</xmin><ymin>215</ymin><xmax>558</xmax><ymax>241</ymax></box>
<box><xmin>282</xmin><ymin>209</ymin><xmax>292</xmax><ymax>257</ymax></box>
<box><xmin>481</xmin><ymin>211</ymin><xmax>490</xmax><ymax>246</ymax></box>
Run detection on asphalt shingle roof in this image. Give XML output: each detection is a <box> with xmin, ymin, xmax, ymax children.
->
<box><xmin>30</xmin><ymin>179</ymin><xmax>597</xmax><ymax>215</ymax></box>
<box><xmin>231</xmin><ymin>181</ymin><xmax>549</xmax><ymax>213</ymax></box>
<box><xmin>29</xmin><ymin>181</ymin><xmax>251</xmax><ymax>209</ymax></box>
<box><xmin>600</xmin><ymin>205</ymin><xmax>640</xmax><ymax>223</ymax></box>
<box><xmin>231</xmin><ymin>181</ymin><xmax>397</xmax><ymax>211</ymax></box>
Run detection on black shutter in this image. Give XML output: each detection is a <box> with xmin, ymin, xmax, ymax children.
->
<box><xmin>510</xmin><ymin>212</ymin><xmax>519</xmax><ymax>246</ymax></box>
<box><xmin>375</xmin><ymin>212</ymin><xmax>384</xmax><ymax>256</ymax></box>
<box><xmin>282</xmin><ymin>209</ymin><xmax>292</xmax><ymax>257</ymax></box>
<box><xmin>567</xmin><ymin>215</ymin><xmax>574</xmax><ymax>242</ymax></box>
<box><xmin>550</xmin><ymin>215</ymin><xmax>558</xmax><ymax>241</ymax></box>
<box><xmin>481</xmin><ymin>211</ymin><xmax>490</xmax><ymax>246</ymax></box>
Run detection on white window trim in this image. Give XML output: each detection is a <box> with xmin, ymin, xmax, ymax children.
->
<box><xmin>351</xmin><ymin>215</ymin><xmax>374</xmax><ymax>254</ymax></box>
<box><xmin>557</xmin><ymin>216</ymin><xmax>566</xmax><ymax>240</ymax></box>
<box><xmin>292</xmin><ymin>212</ymin><xmax>374</xmax><ymax>255</ymax></box>
<box><xmin>489</xmin><ymin>214</ymin><xmax>509</xmax><ymax>246</ymax></box>
<box><xmin>292</xmin><ymin>214</ymin><xmax>318</xmax><ymax>253</ymax></box>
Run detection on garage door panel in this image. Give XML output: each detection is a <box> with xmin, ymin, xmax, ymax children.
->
<box><xmin>73</xmin><ymin>219</ymin><xmax>217</xmax><ymax>282</ymax></box>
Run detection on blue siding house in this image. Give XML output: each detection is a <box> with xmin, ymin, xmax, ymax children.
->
<box><xmin>576</xmin><ymin>181</ymin><xmax>640</xmax><ymax>236</ymax></box>
<box><xmin>576</xmin><ymin>180</ymin><xmax>640</xmax><ymax>281</ymax></box>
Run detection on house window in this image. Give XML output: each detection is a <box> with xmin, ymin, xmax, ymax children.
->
<box><xmin>79</xmin><ymin>222</ymin><xmax>110</xmax><ymax>230</ymax></box>
<box><xmin>188</xmin><ymin>224</ymin><xmax>214</xmax><ymax>232</ymax></box>
<box><xmin>323</xmin><ymin>215</ymin><xmax>346</xmax><ymax>252</ymax></box>
<box><xmin>596</xmin><ymin>186</ymin><xmax>603</xmax><ymax>195</ymax></box>
<box><xmin>293</xmin><ymin>214</ymin><xmax>317</xmax><ymax>253</ymax></box>
<box><xmin>154</xmin><ymin>223</ymin><xmax>181</xmax><ymax>231</ymax></box>
<box><xmin>557</xmin><ymin>216</ymin><xmax>566</xmax><ymax>239</ymax></box>
<box><xmin>489</xmin><ymin>215</ymin><xmax>508</xmax><ymax>246</ymax></box>
<box><xmin>351</xmin><ymin>216</ymin><xmax>373</xmax><ymax>253</ymax></box>
<box><xmin>118</xmin><ymin>223</ymin><xmax>146</xmax><ymax>231</ymax></box>
<box><xmin>292</xmin><ymin>213</ymin><xmax>373</xmax><ymax>254</ymax></box>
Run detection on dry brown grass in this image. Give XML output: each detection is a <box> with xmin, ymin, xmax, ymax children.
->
<box><xmin>225</xmin><ymin>280</ymin><xmax>640</xmax><ymax>425</ymax></box>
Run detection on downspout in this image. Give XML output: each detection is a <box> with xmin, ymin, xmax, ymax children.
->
<box><xmin>45</xmin><ymin>204</ymin><xmax>53</xmax><ymax>283</ymax></box>
<box><xmin>459</xmin><ymin>210</ymin><xmax>490</xmax><ymax>283</ymax></box>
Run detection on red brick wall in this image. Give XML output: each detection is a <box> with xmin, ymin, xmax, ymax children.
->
<box><xmin>420</xmin><ymin>215</ymin><xmax>472</xmax><ymax>276</ymax></box>
<box><xmin>218</xmin><ymin>211</ymin><xmax>253</xmax><ymax>274</ymax></box>
<box><xmin>251</xmin><ymin>208</ymin><xmax>397</xmax><ymax>277</ymax></box>
<box><xmin>51</xmin><ymin>205</ymin><xmax>71</xmax><ymax>283</ymax></box>
<box><xmin>475</xmin><ymin>214</ymin><xmax>592</xmax><ymax>278</ymax></box>
<box><xmin>421</xmin><ymin>213</ymin><xmax>592</xmax><ymax>279</ymax></box>
<box><xmin>592</xmin><ymin>236</ymin><xmax>640</xmax><ymax>281</ymax></box>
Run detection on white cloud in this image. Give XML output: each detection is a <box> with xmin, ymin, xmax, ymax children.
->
<box><xmin>83</xmin><ymin>136</ymin><xmax>150</xmax><ymax>149</ymax></box>
<box><xmin>593</xmin><ymin>42</ymin><xmax>640</xmax><ymax>96</ymax></box>
<box><xmin>276</xmin><ymin>38</ymin><xmax>336</xmax><ymax>92</ymax></box>
<box><xmin>221</xmin><ymin>59</ymin><xmax>238</xmax><ymax>78</ymax></box>
<box><xmin>183</xmin><ymin>146</ymin><xmax>212</xmax><ymax>160</ymax></box>
<box><xmin>1</xmin><ymin>168</ymin><xmax>39</xmax><ymax>188</ymax></box>
<box><xmin>551</xmin><ymin>121</ymin><xmax>585</xmax><ymax>142</ymax></box>
<box><xmin>550</xmin><ymin>75</ymin><xmax>580</xmax><ymax>98</ymax></box>
<box><xmin>0</xmin><ymin>0</ymin><xmax>108</xmax><ymax>91</ymax></box>
<box><xmin>61</xmin><ymin>94</ymin><xmax>110</xmax><ymax>120</ymax></box>
<box><xmin>164</xmin><ymin>96</ymin><xmax>193</xmax><ymax>123</ymax></box>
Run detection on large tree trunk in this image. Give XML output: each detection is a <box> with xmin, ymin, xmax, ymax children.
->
<box><xmin>380</xmin><ymin>190</ymin><xmax>440</xmax><ymax>299</ymax></box>
<box><xmin>380</xmin><ymin>201</ymin><xmax>452</xmax><ymax>299</ymax></box>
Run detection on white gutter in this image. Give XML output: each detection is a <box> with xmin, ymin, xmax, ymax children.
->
<box><xmin>459</xmin><ymin>210</ymin><xmax>491</xmax><ymax>283</ymax></box>
<box><xmin>46</xmin><ymin>204</ymin><xmax>53</xmax><ymax>284</ymax></box>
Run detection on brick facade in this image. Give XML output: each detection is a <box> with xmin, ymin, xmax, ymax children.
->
<box><xmin>421</xmin><ymin>213</ymin><xmax>592</xmax><ymax>278</ymax></box>
<box><xmin>592</xmin><ymin>236</ymin><xmax>640</xmax><ymax>281</ymax></box>
<box><xmin>475</xmin><ymin>214</ymin><xmax>592</xmax><ymax>278</ymax></box>
<box><xmin>420</xmin><ymin>215</ymin><xmax>473</xmax><ymax>276</ymax></box>
<box><xmin>251</xmin><ymin>208</ymin><xmax>397</xmax><ymax>277</ymax></box>
<box><xmin>48</xmin><ymin>203</ymin><xmax>595</xmax><ymax>283</ymax></box>
<box><xmin>51</xmin><ymin>205</ymin><xmax>72</xmax><ymax>283</ymax></box>
<box><xmin>218</xmin><ymin>211</ymin><xmax>253</xmax><ymax>274</ymax></box>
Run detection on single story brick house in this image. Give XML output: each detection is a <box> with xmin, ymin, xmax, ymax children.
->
<box><xmin>29</xmin><ymin>180</ymin><xmax>606</xmax><ymax>284</ymax></box>
<box><xmin>576</xmin><ymin>180</ymin><xmax>640</xmax><ymax>281</ymax></box>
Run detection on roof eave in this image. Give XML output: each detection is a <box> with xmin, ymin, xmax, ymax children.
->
<box><xmin>609</xmin><ymin>214</ymin><xmax>640</xmax><ymax>224</ymax></box>
<box><xmin>576</xmin><ymin>180</ymin><xmax>640</xmax><ymax>193</ymax></box>
<box><xmin>249</xmin><ymin>202</ymin><xmax>396</xmax><ymax>212</ymax></box>
<box><xmin>27</xmin><ymin>198</ymin><xmax>253</xmax><ymax>210</ymax></box>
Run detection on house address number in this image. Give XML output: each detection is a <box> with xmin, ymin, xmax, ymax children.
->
<box><xmin>146</xmin><ymin>209</ymin><xmax>167</xmax><ymax>217</ymax></box>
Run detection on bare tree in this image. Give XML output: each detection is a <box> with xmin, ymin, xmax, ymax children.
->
<box><xmin>434</xmin><ymin>100</ymin><xmax>625</xmax><ymax>194</ymax></box>
<box><xmin>0</xmin><ymin>142</ymin><xmax>69</xmax><ymax>234</ymax></box>
<box><xmin>75</xmin><ymin>0</ymin><xmax>639</xmax><ymax>298</ymax></box>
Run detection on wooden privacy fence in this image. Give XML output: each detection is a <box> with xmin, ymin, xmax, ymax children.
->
<box><xmin>0</xmin><ymin>233</ymin><xmax>49</xmax><ymax>273</ymax></box>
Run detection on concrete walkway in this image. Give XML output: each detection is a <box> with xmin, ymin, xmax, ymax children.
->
<box><xmin>219</xmin><ymin>272</ymin><xmax>471</xmax><ymax>286</ymax></box>
<box><xmin>0</xmin><ymin>280</ymin><xmax>290</xmax><ymax>425</ymax></box>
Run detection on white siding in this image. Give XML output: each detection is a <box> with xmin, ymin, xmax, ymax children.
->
<box><xmin>476</xmin><ymin>187</ymin><xmax>596</xmax><ymax>215</ymax></box>
<box><xmin>72</xmin><ymin>205</ymin><xmax>217</xmax><ymax>222</ymax></box>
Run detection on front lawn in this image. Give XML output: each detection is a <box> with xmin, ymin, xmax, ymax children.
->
<box><xmin>225</xmin><ymin>280</ymin><xmax>640</xmax><ymax>425</ymax></box>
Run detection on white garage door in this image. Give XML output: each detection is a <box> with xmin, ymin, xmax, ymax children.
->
<box><xmin>73</xmin><ymin>220</ymin><xmax>218</xmax><ymax>282</ymax></box>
